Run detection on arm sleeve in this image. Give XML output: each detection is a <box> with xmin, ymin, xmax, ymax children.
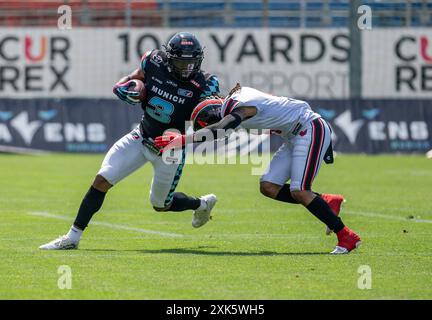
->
<box><xmin>220</xmin><ymin>97</ymin><xmax>242</xmax><ymax>118</ymax></box>
<box><xmin>211</xmin><ymin>112</ymin><xmax>243</xmax><ymax>130</ymax></box>
<box><xmin>193</xmin><ymin>112</ymin><xmax>243</xmax><ymax>142</ymax></box>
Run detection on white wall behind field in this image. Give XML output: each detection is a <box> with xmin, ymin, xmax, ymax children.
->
<box><xmin>0</xmin><ymin>27</ymin><xmax>431</xmax><ymax>99</ymax></box>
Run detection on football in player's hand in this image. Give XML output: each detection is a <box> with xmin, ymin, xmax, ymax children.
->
<box><xmin>128</xmin><ymin>79</ymin><xmax>146</xmax><ymax>101</ymax></box>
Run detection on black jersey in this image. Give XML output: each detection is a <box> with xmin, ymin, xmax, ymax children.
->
<box><xmin>139</xmin><ymin>49</ymin><xmax>220</xmax><ymax>139</ymax></box>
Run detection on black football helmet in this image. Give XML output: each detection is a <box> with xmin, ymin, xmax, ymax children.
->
<box><xmin>191</xmin><ymin>97</ymin><xmax>223</xmax><ymax>131</ymax></box>
<box><xmin>164</xmin><ymin>32</ymin><xmax>204</xmax><ymax>81</ymax></box>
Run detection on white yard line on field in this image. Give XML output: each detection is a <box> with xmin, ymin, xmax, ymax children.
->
<box><xmin>344</xmin><ymin>210</ymin><xmax>432</xmax><ymax>224</ymax></box>
<box><xmin>28</xmin><ymin>211</ymin><xmax>184</xmax><ymax>238</ymax></box>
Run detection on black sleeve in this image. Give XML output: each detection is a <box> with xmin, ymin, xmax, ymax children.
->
<box><xmin>211</xmin><ymin>112</ymin><xmax>243</xmax><ymax>131</ymax></box>
<box><xmin>193</xmin><ymin>113</ymin><xmax>243</xmax><ymax>142</ymax></box>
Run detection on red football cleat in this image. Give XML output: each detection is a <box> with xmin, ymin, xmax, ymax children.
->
<box><xmin>321</xmin><ymin>194</ymin><xmax>345</xmax><ymax>235</ymax></box>
<box><xmin>331</xmin><ymin>226</ymin><xmax>362</xmax><ymax>254</ymax></box>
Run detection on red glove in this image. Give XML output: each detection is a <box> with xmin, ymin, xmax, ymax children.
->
<box><xmin>154</xmin><ymin>131</ymin><xmax>186</xmax><ymax>150</ymax></box>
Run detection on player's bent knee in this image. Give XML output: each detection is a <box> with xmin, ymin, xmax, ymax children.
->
<box><xmin>260</xmin><ymin>182</ymin><xmax>281</xmax><ymax>199</ymax></box>
<box><xmin>290</xmin><ymin>190</ymin><xmax>312</xmax><ymax>205</ymax></box>
<box><xmin>92</xmin><ymin>174</ymin><xmax>113</xmax><ymax>192</ymax></box>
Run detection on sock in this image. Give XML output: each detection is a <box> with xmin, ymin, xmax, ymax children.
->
<box><xmin>275</xmin><ymin>184</ymin><xmax>321</xmax><ymax>204</ymax></box>
<box><xmin>169</xmin><ymin>192</ymin><xmax>201</xmax><ymax>211</ymax></box>
<box><xmin>306</xmin><ymin>196</ymin><xmax>344</xmax><ymax>233</ymax></box>
<box><xmin>66</xmin><ymin>225</ymin><xmax>82</xmax><ymax>243</ymax></box>
<box><xmin>73</xmin><ymin>186</ymin><xmax>106</xmax><ymax>230</ymax></box>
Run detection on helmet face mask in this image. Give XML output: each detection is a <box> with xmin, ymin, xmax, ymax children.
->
<box><xmin>165</xmin><ymin>32</ymin><xmax>204</xmax><ymax>81</ymax></box>
<box><xmin>167</xmin><ymin>55</ymin><xmax>203</xmax><ymax>80</ymax></box>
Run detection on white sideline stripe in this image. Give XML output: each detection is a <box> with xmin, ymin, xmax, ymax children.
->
<box><xmin>344</xmin><ymin>210</ymin><xmax>432</xmax><ymax>224</ymax></box>
<box><xmin>0</xmin><ymin>145</ymin><xmax>51</xmax><ymax>154</ymax></box>
<box><xmin>28</xmin><ymin>211</ymin><xmax>184</xmax><ymax>238</ymax></box>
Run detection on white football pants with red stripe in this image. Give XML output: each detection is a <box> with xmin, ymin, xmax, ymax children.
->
<box><xmin>261</xmin><ymin>117</ymin><xmax>332</xmax><ymax>191</ymax></box>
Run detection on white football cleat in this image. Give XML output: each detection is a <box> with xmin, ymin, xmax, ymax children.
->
<box><xmin>330</xmin><ymin>246</ymin><xmax>349</xmax><ymax>254</ymax></box>
<box><xmin>192</xmin><ymin>194</ymin><xmax>217</xmax><ymax>228</ymax></box>
<box><xmin>39</xmin><ymin>235</ymin><xmax>79</xmax><ymax>250</ymax></box>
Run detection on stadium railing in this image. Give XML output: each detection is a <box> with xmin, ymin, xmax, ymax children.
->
<box><xmin>0</xmin><ymin>0</ymin><xmax>431</xmax><ymax>28</ymax></box>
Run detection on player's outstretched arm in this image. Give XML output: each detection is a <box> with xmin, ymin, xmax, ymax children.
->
<box><xmin>154</xmin><ymin>107</ymin><xmax>257</xmax><ymax>150</ymax></box>
<box><xmin>190</xmin><ymin>106</ymin><xmax>256</xmax><ymax>143</ymax></box>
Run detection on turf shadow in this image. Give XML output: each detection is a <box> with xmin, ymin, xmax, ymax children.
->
<box><xmin>82</xmin><ymin>248</ymin><xmax>329</xmax><ymax>256</ymax></box>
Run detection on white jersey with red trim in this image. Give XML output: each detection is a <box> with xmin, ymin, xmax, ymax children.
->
<box><xmin>221</xmin><ymin>87</ymin><xmax>319</xmax><ymax>137</ymax></box>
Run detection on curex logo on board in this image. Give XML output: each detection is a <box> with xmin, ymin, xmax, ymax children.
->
<box><xmin>394</xmin><ymin>35</ymin><xmax>432</xmax><ymax>93</ymax></box>
<box><xmin>0</xmin><ymin>35</ymin><xmax>71</xmax><ymax>93</ymax></box>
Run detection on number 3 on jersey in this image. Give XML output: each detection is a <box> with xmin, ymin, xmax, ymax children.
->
<box><xmin>147</xmin><ymin>96</ymin><xmax>174</xmax><ymax>124</ymax></box>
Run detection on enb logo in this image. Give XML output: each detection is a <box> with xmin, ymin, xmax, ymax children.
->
<box><xmin>0</xmin><ymin>35</ymin><xmax>71</xmax><ymax>93</ymax></box>
<box><xmin>394</xmin><ymin>35</ymin><xmax>432</xmax><ymax>92</ymax></box>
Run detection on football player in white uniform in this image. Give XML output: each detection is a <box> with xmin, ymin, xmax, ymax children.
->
<box><xmin>155</xmin><ymin>84</ymin><xmax>361</xmax><ymax>254</ymax></box>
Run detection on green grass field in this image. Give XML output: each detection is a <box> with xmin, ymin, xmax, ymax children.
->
<box><xmin>0</xmin><ymin>153</ymin><xmax>431</xmax><ymax>299</ymax></box>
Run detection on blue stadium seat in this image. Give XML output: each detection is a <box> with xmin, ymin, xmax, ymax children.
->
<box><xmin>233</xmin><ymin>16</ymin><xmax>263</xmax><ymax>27</ymax></box>
<box><xmin>410</xmin><ymin>2</ymin><xmax>424</xmax><ymax>9</ymax></box>
<box><xmin>410</xmin><ymin>16</ymin><xmax>422</xmax><ymax>27</ymax></box>
<box><xmin>329</xmin><ymin>1</ymin><xmax>349</xmax><ymax>11</ymax></box>
<box><xmin>372</xmin><ymin>16</ymin><xmax>404</xmax><ymax>27</ymax></box>
<box><xmin>164</xmin><ymin>1</ymin><xmax>225</xmax><ymax>11</ymax></box>
<box><xmin>169</xmin><ymin>16</ymin><xmax>224</xmax><ymax>27</ymax></box>
<box><xmin>268</xmin><ymin>0</ymin><xmax>300</xmax><ymax>11</ymax></box>
<box><xmin>155</xmin><ymin>0</ymin><xmax>432</xmax><ymax>28</ymax></box>
<box><xmin>306</xmin><ymin>2</ymin><xmax>324</xmax><ymax>10</ymax></box>
<box><xmin>232</xmin><ymin>1</ymin><xmax>263</xmax><ymax>11</ymax></box>
<box><xmin>365</xmin><ymin>1</ymin><xmax>406</xmax><ymax>11</ymax></box>
<box><xmin>268</xmin><ymin>16</ymin><xmax>301</xmax><ymax>28</ymax></box>
<box><xmin>305</xmin><ymin>16</ymin><xmax>323</xmax><ymax>28</ymax></box>
<box><xmin>332</xmin><ymin>16</ymin><xmax>348</xmax><ymax>27</ymax></box>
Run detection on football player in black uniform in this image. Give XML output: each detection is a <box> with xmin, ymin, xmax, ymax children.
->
<box><xmin>40</xmin><ymin>32</ymin><xmax>220</xmax><ymax>250</ymax></box>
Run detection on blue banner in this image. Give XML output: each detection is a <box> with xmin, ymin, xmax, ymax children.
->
<box><xmin>312</xmin><ymin>99</ymin><xmax>432</xmax><ymax>153</ymax></box>
<box><xmin>0</xmin><ymin>99</ymin><xmax>141</xmax><ymax>153</ymax></box>
<box><xmin>0</xmin><ymin>99</ymin><xmax>431</xmax><ymax>154</ymax></box>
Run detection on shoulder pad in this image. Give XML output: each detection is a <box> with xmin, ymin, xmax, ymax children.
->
<box><xmin>199</xmin><ymin>73</ymin><xmax>220</xmax><ymax>98</ymax></box>
<box><xmin>141</xmin><ymin>49</ymin><xmax>166</xmax><ymax>72</ymax></box>
<box><xmin>140</xmin><ymin>50</ymin><xmax>153</xmax><ymax>71</ymax></box>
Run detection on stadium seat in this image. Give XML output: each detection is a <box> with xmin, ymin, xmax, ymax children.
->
<box><xmin>268</xmin><ymin>0</ymin><xmax>300</xmax><ymax>11</ymax></box>
<box><xmin>305</xmin><ymin>16</ymin><xmax>324</xmax><ymax>28</ymax></box>
<box><xmin>233</xmin><ymin>16</ymin><xmax>263</xmax><ymax>27</ymax></box>
<box><xmin>332</xmin><ymin>16</ymin><xmax>348</xmax><ymax>27</ymax></box>
<box><xmin>1</xmin><ymin>0</ymin><xmax>432</xmax><ymax>28</ymax></box>
<box><xmin>164</xmin><ymin>1</ymin><xmax>225</xmax><ymax>10</ymax></box>
<box><xmin>232</xmin><ymin>1</ymin><xmax>263</xmax><ymax>11</ymax></box>
<box><xmin>268</xmin><ymin>16</ymin><xmax>301</xmax><ymax>28</ymax></box>
<box><xmin>169</xmin><ymin>17</ymin><xmax>225</xmax><ymax>27</ymax></box>
<box><xmin>305</xmin><ymin>2</ymin><xmax>324</xmax><ymax>11</ymax></box>
<box><xmin>329</xmin><ymin>1</ymin><xmax>349</xmax><ymax>11</ymax></box>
